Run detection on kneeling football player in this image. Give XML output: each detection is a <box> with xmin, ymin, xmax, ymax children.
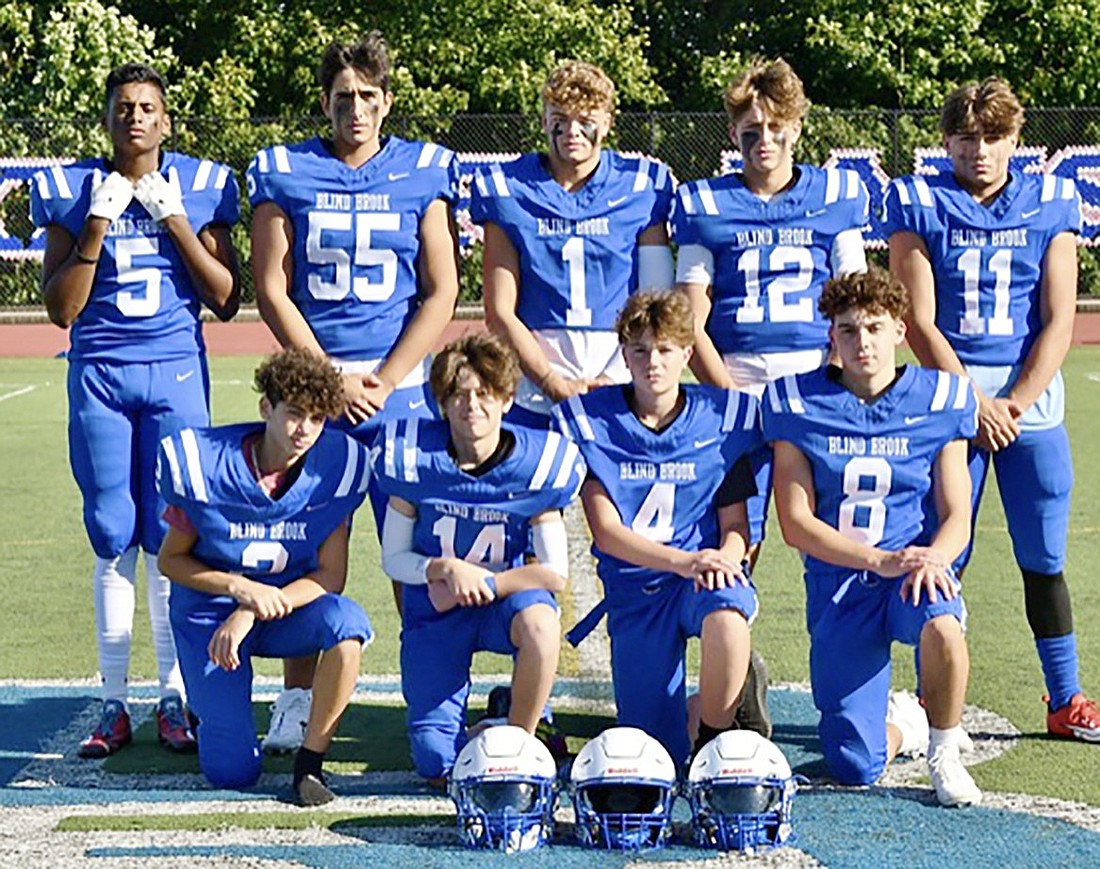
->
<box><xmin>157</xmin><ymin>348</ymin><xmax>372</xmax><ymax>804</ymax></box>
<box><xmin>554</xmin><ymin>290</ymin><xmax>763</xmax><ymax>765</ymax></box>
<box><xmin>764</xmin><ymin>267</ymin><xmax>981</xmax><ymax>806</ymax></box>
<box><xmin>374</xmin><ymin>334</ymin><xmax>583</xmax><ymax>783</ymax></box>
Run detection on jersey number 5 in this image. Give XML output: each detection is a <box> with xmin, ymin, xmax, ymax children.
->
<box><xmin>306</xmin><ymin>211</ymin><xmax>400</xmax><ymax>303</ymax></box>
<box><xmin>115</xmin><ymin>237</ymin><xmax>162</xmax><ymax>317</ymax></box>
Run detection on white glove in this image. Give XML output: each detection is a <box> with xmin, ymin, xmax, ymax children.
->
<box><xmin>134</xmin><ymin>171</ymin><xmax>186</xmax><ymax>223</ymax></box>
<box><xmin>87</xmin><ymin>171</ymin><xmax>134</xmax><ymax>222</ymax></box>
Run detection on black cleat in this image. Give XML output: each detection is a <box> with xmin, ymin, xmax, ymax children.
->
<box><xmin>735</xmin><ymin>649</ymin><xmax>773</xmax><ymax>738</ymax></box>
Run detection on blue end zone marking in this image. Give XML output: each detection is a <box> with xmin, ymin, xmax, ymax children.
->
<box><xmin>0</xmin><ymin>693</ymin><xmax>85</xmax><ymax>785</ymax></box>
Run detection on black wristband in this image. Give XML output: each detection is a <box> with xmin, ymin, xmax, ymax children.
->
<box><xmin>73</xmin><ymin>245</ymin><xmax>98</xmax><ymax>265</ymax></box>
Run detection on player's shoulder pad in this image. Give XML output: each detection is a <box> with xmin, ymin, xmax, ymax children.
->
<box><xmin>674</xmin><ymin>177</ymin><xmax>720</xmax><ymax>217</ymax></box>
<box><xmin>373</xmin><ymin>416</ymin><xmax>445</xmax><ymax>485</ymax></box>
<box><xmin>764</xmin><ymin>373</ymin><xmax>811</xmax><ymax>417</ymax></box>
<box><xmin>691</xmin><ymin>384</ymin><xmax>759</xmax><ymax>433</ymax></box>
<box><xmin>1037</xmin><ymin>172</ymin><xmax>1078</xmax><ymax>205</ymax></box>
<box><xmin>473</xmin><ymin>158</ymin><xmax>519</xmax><ymax>200</ymax></box>
<box><xmin>158</xmin><ymin>426</ymin><xmax>216</xmax><ymax>505</ymax></box>
<box><xmin>885</xmin><ymin>174</ymin><xmax>936</xmax><ymax>210</ymax></box>
<box><xmin>820</xmin><ymin>167</ymin><xmax>867</xmax><ymax>208</ymax></box>
<box><xmin>30</xmin><ymin>159</ymin><xmax>92</xmax><ymax>206</ymax></box>
<box><xmin>165</xmin><ymin>152</ymin><xmax>235</xmax><ymax>196</ymax></box>
<box><xmin>922</xmin><ymin>370</ymin><xmax>974</xmax><ymax>415</ymax></box>
<box><xmin>315</xmin><ymin>428</ymin><xmax>372</xmax><ymax>500</ymax></box>
<box><xmin>553</xmin><ymin>394</ymin><xmax>599</xmax><ymax>443</ymax></box>
<box><xmin>612</xmin><ymin>152</ymin><xmax>674</xmax><ymax>195</ymax></box>
<box><xmin>249</xmin><ymin>143</ymin><xmax>297</xmax><ymax>178</ymax></box>
<box><xmin>518</xmin><ymin>427</ymin><xmax>586</xmax><ymax>500</ymax></box>
<box><xmin>408</xmin><ymin>140</ymin><xmax>456</xmax><ymax>173</ymax></box>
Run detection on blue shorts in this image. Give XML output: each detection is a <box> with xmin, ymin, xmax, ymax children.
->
<box><xmin>399</xmin><ymin>586</ymin><xmax>558</xmax><ymax>779</ymax></box>
<box><xmin>958</xmin><ymin>425</ymin><xmax>1073</xmax><ymax>575</ymax></box>
<box><xmin>336</xmin><ymin>382</ymin><xmax>437</xmax><ymax>537</ymax></box>
<box><xmin>68</xmin><ymin>356</ymin><xmax>210</xmax><ymax>557</ymax></box>
<box><xmin>805</xmin><ymin>569</ymin><xmax>964</xmax><ymax>786</ymax></box>
<box><xmin>604</xmin><ymin>577</ymin><xmax>758</xmax><ymax>764</ymax></box>
<box><xmin>170</xmin><ymin>592</ymin><xmax>372</xmax><ymax>789</ymax></box>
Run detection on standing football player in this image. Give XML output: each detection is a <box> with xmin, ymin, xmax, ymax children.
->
<box><xmin>554</xmin><ymin>291</ymin><xmax>762</xmax><ymax>765</ymax></box>
<box><xmin>374</xmin><ymin>334</ymin><xmax>582</xmax><ymax>784</ymax></box>
<box><xmin>31</xmin><ymin>63</ymin><xmax>240</xmax><ymax>758</ymax></box>
<box><xmin>674</xmin><ymin>57</ymin><xmax>868</xmax><ymax>554</ymax></box>
<box><xmin>248</xmin><ymin>32</ymin><xmax>460</xmax><ymax>751</ymax></box>
<box><xmin>472</xmin><ymin>60</ymin><xmax>675</xmax><ymax>427</ymax></box>
<box><xmin>886</xmin><ymin>78</ymin><xmax>1099</xmax><ymax>742</ymax></box>
<box><xmin>765</xmin><ymin>268</ymin><xmax>982</xmax><ymax>806</ymax></box>
<box><xmin>158</xmin><ymin>349</ymin><xmax>372</xmax><ymax>804</ymax></box>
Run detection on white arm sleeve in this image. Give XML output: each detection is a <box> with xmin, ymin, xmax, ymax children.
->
<box><xmin>380</xmin><ymin>504</ymin><xmax>430</xmax><ymax>585</ymax></box>
<box><xmin>830</xmin><ymin>228</ymin><xmax>868</xmax><ymax>277</ymax></box>
<box><xmin>675</xmin><ymin>243</ymin><xmax>715</xmax><ymax>286</ymax></box>
<box><xmin>637</xmin><ymin>244</ymin><xmax>674</xmax><ymax>291</ymax></box>
<box><xmin>531</xmin><ymin>516</ymin><xmax>569</xmax><ymax>579</ymax></box>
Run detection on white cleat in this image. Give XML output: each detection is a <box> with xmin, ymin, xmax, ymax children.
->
<box><xmin>887</xmin><ymin>691</ymin><xmax>930</xmax><ymax>758</ymax></box>
<box><xmin>929</xmin><ymin>743</ymin><xmax>982</xmax><ymax>807</ymax></box>
<box><xmin>262</xmin><ymin>687</ymin><xmax>312</xmax><ymax>754</ymax></box>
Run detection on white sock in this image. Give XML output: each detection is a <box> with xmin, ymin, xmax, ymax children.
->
<box><xmin>144</xmin><ymin>550</ymin><xmax>185</xmax><ymax>700</ymax></box>
<box><xmin>929</xmin><ymin>725</ymin><xmax>966</xmax><ymax>753</ymax></box>
<box><xmin>93</xmin><ymin>547</ymin><xmax>138</xmax><ymax>703</ymax></box>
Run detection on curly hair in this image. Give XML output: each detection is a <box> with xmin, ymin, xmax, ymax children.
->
<box><xmin>253</xmin><ymin>348</ymin><xmax>346</xmax><ymax>419</ymax></box>
<box><xmin>541</xmin><ymin>60</ymin><xmax>616</xmax><ymax>115</ymax></box>
<box><xmin>818</xmin><ymin>266</ymin><xmax>910</xmax><ymax>321</ymax></box>
<box><xmin>430</xmin><ymin>333</ymin><xmax>521</xmax><ymax>407</ymax></box>
<box><xmin>615</xmin><ymin>290</ymin><xmax>695</xmax><ymax>347</ymax></box>
<box><xmin>723</xmin><ymin>57</ymin><xmax>809</xmax><ymax>126</ymax></box>
<box><xmin>105</xmin><ymin>63</ymin><xmax>167</xmax><ymax>107</ymax></box>
<box><xmin>317</xmin><ymin>31</ymin><xmax>391</xmax><ymax>94</ymax></box>
<box><xmin>940</xmin><ymin>77</ymin><xmax>1023</xmax><ymax>138</ymax></box>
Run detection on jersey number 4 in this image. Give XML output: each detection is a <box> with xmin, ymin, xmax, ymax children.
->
<box><xmin>432</xmin><ymin>515</ymin><xmax>505</xmax><ymax>566</ymax></box>
<box><xmin>632</xmin><ymin>481</ymin><xmax>676</xmax><ymax>542</ymax></box>
<box><xmin>306</xmin><ymin>211</ymin><xmax>400</xmax><ymax>302</ymax></box>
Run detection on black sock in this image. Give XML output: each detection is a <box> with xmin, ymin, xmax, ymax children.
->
<box><xmin>693</xmin><ymin>719</ymin><xmax>734</xmax><ymax>757</ymax></box>
<box><xmin>293</xmin><ymin>747</ymin><xmax>325</xmax><ymax>787</ymax></box>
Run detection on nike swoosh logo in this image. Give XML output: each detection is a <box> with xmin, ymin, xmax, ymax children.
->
<box><xmin>694</xmin><ymin>437</ymin><xmax>718</xmax><ymax>448</ymax></box>
<box><xmin>1021</xmin><ymin>208</ymin><xmax>1041</xmax><ymax>219</ymax></box>
<box><xmin>904</xmin><ymin>415</ymin><xmax>927</xmax><ymax>425</ymax></box>
<box><xmin>176</xmin><ymin>370</ymin><xmax>195</xmax><ymax>382</ymax></box>
<box><xmin>306</xmin><ymin>501</ymin><xmax>331</xmax><ymax>512</ymax></box>
<box><xmin>388</xmin><ymin>172</ymin><xmax>409</xmax><ymax>181</ymax></box>
<box><xmin>806</xmin><ymin>208</ymin><xmax>828</xmax><ymax>218</ymax></box>
<box><xmin>408</xmin><ymin>399</ymin><xmax>426</xmax><ymax>410</ymax></box>
<box><xmin>608</xmin><ymin>196</ymin><xmax>629</xmax><ymax>207</ymax></box>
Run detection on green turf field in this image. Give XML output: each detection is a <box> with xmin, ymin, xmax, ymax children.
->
<box><xmin>1</xmin><ymin>351</ymin><xmax>1098</xmax><ymax>804</ymax></box>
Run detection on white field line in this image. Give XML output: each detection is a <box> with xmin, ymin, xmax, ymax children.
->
<box><xmin>0</xmin><ymin>384</ymin><xmax>36</xmax><ymax>403</ymax></box>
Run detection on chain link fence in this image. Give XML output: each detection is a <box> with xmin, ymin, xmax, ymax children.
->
<box><xmin>2</xmin><ymin>108</ymin><xmax>1098</xmax><ymax>310</ymax></box>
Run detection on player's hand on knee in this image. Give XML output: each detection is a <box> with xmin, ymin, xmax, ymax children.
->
<box><xmin>688</xmin><ymin>549</ymin><xmax>741</xmax><ymax>590</ymax></box>
<box><xmin>87</xmin><ymin>171</ymin><xmax>134</xmax><ymax>222</ymax></box>
<box><xmin>437</xmin><ymin>558</ymin><xmax>495</xmax><ymax>607</ymax></box>
<box><xmin>207</xmin><ymin>609</ymin><xmax>255</xmax><ymax>670</ymax></box>
<box><xmin>235</xmin><ymin>578</ymin><xmax>292</xmax><ymax>620</ymax></box>
<box><xmin>134</xmin><ymin>171</ymin><xmax>186</xmax><ymax>223</ymax></box>
<box><xmin>427</xmin><ymin>578</ymin><xmax>459</xmax><ymax>613</ymax></box>
<box><xmin>900</xmin><ymin>563</ymin><xmax>958</xmax><ymax>606</ymax></box>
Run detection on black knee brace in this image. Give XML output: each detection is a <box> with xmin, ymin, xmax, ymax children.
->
<box><xmin>1022</xmin><ymin>569</ymin><xmax>1074</xmax><ymax>639</ymax></box>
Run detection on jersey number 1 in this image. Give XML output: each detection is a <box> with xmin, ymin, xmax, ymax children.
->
<box><xmin>432</xmin><ymin>515</ymin><xmax>505</xmax><ymax>566</ymax></box>
<box><xmin>958</xmin><ymin>248</ymin><xmax>1013</xmax><ymax>336</ymax></box>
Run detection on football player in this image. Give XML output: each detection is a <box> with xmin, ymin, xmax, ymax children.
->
<box><xmin>765</xmin><ymin>267</ymin><xmax>982</xmax><ymax>807</ymax></box>
<box><xmin>554</xmin><ymin>290</ymin><xmax>762</xmax><ymax>765</ymax></box>
<box><xmin>31</xmin><ymin>63</ymin><xmax>240</xmax><ymax>758</ymax></box>
<box><xmin>374</xmin><ymin>334</ymin><xmax>583</xmax><ymax>783</ymax></box>
<box><xmin>886</xmin><ymin>78</ymin><xmax>1099</xmax><ymax>742</ymax></box>
<box><xmin>673</xmin><ymin>57</ymin><xmax>868</xmax><ymax>553</ymax></box>
<box><xmin>472</xmin><ymin>60</ymin><xmax>674</xmax><ymax>428</ymax></box>
<box><xmin>157</xmin><ymin>349</ymin><xmax>372</xmax><ymax>804</ymax></box>
<box><xmin>248</xmin><ymin>32</ymin><xmax>460</xmax><ymax>749</ymax></box>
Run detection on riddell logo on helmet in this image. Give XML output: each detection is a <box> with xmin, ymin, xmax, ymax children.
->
<box><xmin>486</xmin><ymin>766</ymin><xmax>520</xmax><ymax>774</ymax></box>
<box><xmin>607</xmin><ymin>767</ymin><xmax>640</xmax><ymax>774</ymax></box>
<box><xmin>719</xmin><ymin>766</ymin><xmax>753</xmax><ymax>775</ymax></box>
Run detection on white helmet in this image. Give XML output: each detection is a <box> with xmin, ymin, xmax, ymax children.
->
<box><xmin>448</xmin><ymin>725</ymin><xmax>558</xmax><ymax>852</ymax></box>
<box><xmin>569</xmin><ymin>726</ymin><xmax>678</xmax><ymax>850</ymax></box>
<box><xmin>686</xmin><ymin>730</ymin><xmax>797</xmax><ymax>852</ymax></box>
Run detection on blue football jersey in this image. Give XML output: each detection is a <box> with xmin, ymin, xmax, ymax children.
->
<box><xmin>157</xmin><ymin>423</ymin><xmax>371</xmax><ymax>611</ymax></box>
<box><xmin>372</xmin><ymin>420</ymin><xmax>584</xmax><ymax>570</ymax></box>
<box><xmin>469</xmin><ymin>151</ymin><xmax>674</xmax><ymax>331</ymax></box>
<box><xmin>554</xmin><ymin>385</ymin><xmax>761</xmax><ymax>586</ymax></box>
<box><xmin>883</xmin><ymin>171</ymin><xmax>1082</xmax><ymax>366</ymax></box>
<box><xmin>761</xmin><ymin>366</ymin><xmax>978</xmax><ymax>579</ymax></box>
<box><xmin>30</xmin><ymin>153</ymin><xmax>240</xmax><ymax>363</ymax></box>
<box><xmin>672</xmin><ymin>165</ymin><xmax>869</xmax><ymax>354</ymax></box>
<box><xmin>247</xmin><ymin>136</ymin><xmax>459</xmax><ymax>361</ymax></box>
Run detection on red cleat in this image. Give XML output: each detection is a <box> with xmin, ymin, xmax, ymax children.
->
<box><xmin>157</xmin><ymin>695</ymin><xmax>198</xmax><ymax>753</ymax></box>
<box><xmin>1046</xmin><ymin>693</ymin><xmax>1100</xmax><ymax>743</ymax></box>
<box><xmin>78</xmin><ymin>699</ymin><xmax>132</xmax><ymax>759</ymax></box>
